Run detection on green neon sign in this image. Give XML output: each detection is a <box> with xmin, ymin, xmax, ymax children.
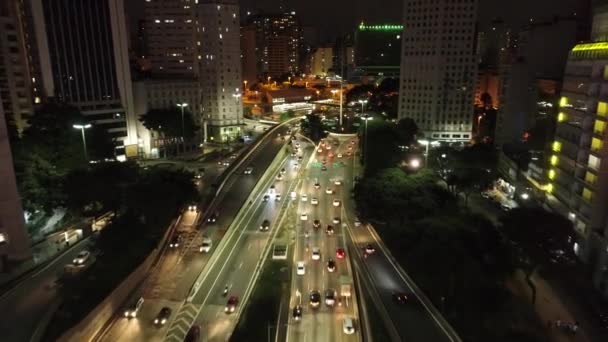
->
<box><xmin>358</xmin><ymin>24</ymin><xmax>403</xmax><ymax>31</ymax></box>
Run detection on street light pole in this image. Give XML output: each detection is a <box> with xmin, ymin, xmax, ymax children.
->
<box><xmin>339</xmin><ymin>80</ymin><xmax>344</xmax><ymax>127</ymax></box>
<box><xmin>177</xmin><ymin>103</ymin><xmax>188</xmax><ymax>152</ymax></box>
<box><xmin>362</xmin><ymin>115</ymin><xmax>372</xmax><ymax>165</ymax></box>
<box><xmin>73</xmin><ymin>124</ymin><xmax>92</xmax><ymax>161</ymax></box>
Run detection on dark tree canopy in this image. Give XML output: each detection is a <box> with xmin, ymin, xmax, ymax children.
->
<box><xmin>140</xmin><ymin>107</ymin><xmax>198</xmax><ymax>139</ymax></box>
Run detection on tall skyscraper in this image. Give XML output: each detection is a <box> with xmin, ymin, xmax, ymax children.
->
<box><xmin>549</xmin><ymin>2</ymin><xmax>608</xmax><ymax>297</ymax></box>
<box><xmin>0</xmin><ymin>95</ymin><xmax>31</xmax><ymax>266</ymax></box>
<box><xmin>397</xmin><ymin>0</ymin><xmax>478</xmax><ymax>142</ymax></box>
<box><xmin>247</xmin><ymin>11</ymin><xmax>302</xmax><ymax>78</ymax></box>
<box><xmin>199</xmin><ymin>0</ymin><xmax>242</xmax><ymax>142</ymax></box>
<box><xmin>26</xmin><ymin>0</ymin><xmax>138</xmax><ymax>156</ymax></box>
<box><xmin>0</xmin><ymin>1</ymin><xmax>35</xmax><ymax>134</ymax></box>
<box><xmin>310</xmin><ymin>46</ymin><xmax>334</xmax><ymax>77</ymax></box>
<box><xmin>143</xmin><ymin>0</ymin><xmax>198</xmax><ymax>76</ymax></box>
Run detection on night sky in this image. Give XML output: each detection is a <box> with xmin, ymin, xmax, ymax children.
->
<box><xmin>127</xmin><ymin>0</ymin><xmax>587</xmax><ymax>42</ymax></box>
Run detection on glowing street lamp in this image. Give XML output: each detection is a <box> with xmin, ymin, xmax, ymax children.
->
<box><xmin>267</xmin><ymin>76</ymin><xmax>271</xmax><ymax>85</ymax></box>
<box><xmin>73</xmin><ymin>124</ymin><xmax>92</xmax><ymax>161</ymax></box>
<box><xmin>409</xmin><ymin>158</ymin><xmax>421</xmax><ymax>169</ymax></box>
<box><xmin>177</xmin><ymin>103</ymin><xmax>188</xmax><ymax>146</ymax></box>
<box><xmin>362</xmin><ymin>115</ymin><xmax>373</xmax><ymax>165</ymax></box>
<box><xmin>358</xmin><ymin>99</ymin><xmax>368</xmax><ymax>113</ymax></box>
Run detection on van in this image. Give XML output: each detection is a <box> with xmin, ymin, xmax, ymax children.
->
<box><xmin>343</xmin><ymin>317</ymin><xmax>355</xmax><ymax>334</ymax></box>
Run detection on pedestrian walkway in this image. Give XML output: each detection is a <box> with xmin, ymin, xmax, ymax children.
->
<box><xmin>507</xmin><ymin>270</ymin><xmax>593</xmax><ymax>342</ymax></box>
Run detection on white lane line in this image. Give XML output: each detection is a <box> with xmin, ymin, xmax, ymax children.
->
<box><xmin>238</xmin><ymin>262</ymin><xmax>243</xmax><ymax>269</ymax></box>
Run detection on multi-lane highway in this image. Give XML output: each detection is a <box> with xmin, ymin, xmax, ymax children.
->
<box><xmin>287</xmin><ymin>135</ymin><xmax>362</xmax><ymax>342</ymax></box>
<box><xmin>97</xmin><ymin>122</ymin><xmax>295</xmax><ymax>342</ymax></box>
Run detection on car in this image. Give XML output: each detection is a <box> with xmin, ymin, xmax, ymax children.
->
<box><xmin>336</xmin><ymin>248</ymin><xmax>345</xmax><ymax>259</ymax></box>
<box><xmin>296</xmin><ymin>261</ymin><xmax>305</xmax><ymax>275</ymax></box>
<box><xmin>327</xmin><ymin>259</ymin><xmax>336</xmax><ymax>272</ymax></box>
<box><xmin>334</xmin><ymin>179</ymin><xmax>342</xmax><ymax>186</ymax></box>
<box><xmin>73</xmin><ymin>250</ymin><xmax>91</xmax><ymax>265</ymax></box>
<box><xmin>325</xmin><ymin>188</ymin><xmax>333</xmax><ymax>194</ymax></box>
<box><xmin>260</xmin><ymin>219</ymin><xmax>270</xmax><ymax>231</ymax></box>
<box><xmin>225</xmin><ymin>296</ymin><xmax>239</xmax><ymax>314</ymax></box>
<box><xmin>337</xmin><ymin>153</ymin><xmax>343</xmax><ymax>158</ymax></box>
<box><xmin>199</xmin><ymin>237</ymin><xmax>212</xmax><ymax>253</ymax></box>
<box><xmin>392</xmin><ymin>292</ymin><xmax>408</xmax><ymax>304</ymax></box>
<box><xmin>207</xmin><ymin>212</ymin><xmax>218</xmax><ymax>223</ymax></box>
<box><xmin>154</xmin><ymin>307</ymin><xmax>172</xmax><ymax>325</ymax></box>
<box><xmin>309</xmin><ymin>290</ymin><xmax>321</xmax><ymax>308</ymax></box>
<box><xmin>290</xmin><ymin>152</ymin><xmax>297</xmax><ymax>157</ymax></box>
<box><xmin>322</xmin><ymin>159</ymin><xmax>327</xmax><ymax>165</ymax></box>
<box><xmin>343</xmin><ymin>317</ymin><xmax>355</xmax><ymax>334</ymax></box>
<box><xmin>350</xmin><ymin>140</ymin><xmax>355</xmax><ymax>145</ymax></box>
<box><xmin>325</xmin><ymin>289</ymin><xmax>336</xmax><ymax>306</ymax></box>
<box><xmin>230</xmin><ymin>153</ymin><xmax>237</xmax><ymax>159</ymax></box>
<box><xmin>311</xmin><ymin>247</ymin><xmax>321</xmax><ymax>260</ymax></box>
<box><xmin>194</xmin><ymin>173</ymin><xmax>202</xmax><ymax>179</ymax></box>
<box><xmin>346</xmin><ymin>151</ymin><xmax>352</xmax><ymax>157</ymax></box>
<box><xmin>314</xmin><ymin>182</ymin><xmax>320</xmax><ymax>189</ymax></box>
<box><xmin>300</xmin><ymin>213</ymin><xmax>308</xmax><ymax>221</ymax></box>
<box><xmin>184</xmin><ymin>325</ymin><xmax>201</xmax><ymax>342</ymax></box>
<box><xmin>481</xmin><ymin>191</ymin><xmax>491</xmax><ymax>199</ymax></box>
<box><xmin>326</xmin><ymin>225</ymin><xmax>335</xmax><ymax>235</ymax></box>
<box><xmin>321</xmin><ymin>165</ymin><xmax>327</xmax><ymax>171</ymax></box>
<box><xmin>269</xmin><ymin>184</ymin><xmax>276</xmax><ymax>193</ymax></box>
<box><xmin>169</xmin><ymin>236</ymin><xmax>180</xmax><ymax>248</ymax></box>
<box><xmin>328</xmin><ymin>152</ymin><xmax>334</xmax><ymax>158</ymax></box>
<box><xmin>217</xmin><ymin>160</ymin><xmax>223</xmax><ymax>166</ymax></box>
<box><xmin>333</xmin><ymin>199</ymin><xmax>341</xmax><ymax>207</ymax></box>
<box><xmin>280</xmin><ymin>168</ymin><xmax>286</xmax><ymax>175</ymax></box>
<box><xmin>313</xmin><ymin>219</ymin><xmax>321</xmax><ymax>229</ymax></box>
<box><xmin>301</xmin><ymin>194</ymin><xmax>308</xmax><ymax>202</ymax></box>
<box><xmin>317</xmin><ymin>148</ymin><xmax>323</xmax><ymax>153</ymax></box>
<box><xmin>501</xmin><ymin>204</ymin><xmax>512</xmax><ymax>212</ymax></box>
<box><xmin>124</xmin><ymin>297</ymin><xmax>144</xmax><ymax>318</ymax></box>
<box><xmin>292</xmin><ymin>305</ymin><xmax>303</xmax><ymax>321</ymax></box>
<box><xmin>295</xmin><ymin>143</ymin><xmax>301</xmax><ymax>148</ymax></box>
<box><xmin>298</xmin><ymin>156</ymin><xmax>303</xmax><ymax>161</ymax></box>
<box><xmin>263</xmin><ymin>194</ymin><xmax>270</xmax><ymax>202</ymax></box>
<box><xmin>188</xmin><ymin>204</ymin><xmax>197</xmax><ymax>211</ymax></box>
<box><xmin>275</xmin><ymin>194</ymin><xmax>282</xmax><ymax>202</ymax></box>
<box><xmin>222</xmin><ymin>161</ymin><xmax>230</xmax><ymax>166</ymax></box>
<box><xmin>348</xmin><ymin>145</ymin><xmax>353</xmax><ymax>151</ymax></box>
<box><xmin>332</xmin><ymin>217</ymin><xmax>341</xmax><ymax>224</ymax></box>
<box><xmin>325</xmin><ymin>145</ymin><xmax>332</xmax><ymax>150</ymax></box>
<box><xmin>354</xmin><ymin>219</ymin><xmax>362</xmax><ymax>227</ymax></box>
<box><xmin>311</xmin><ymin>197</ymin><xmax>319</xmax><ymax>205</ymax></box>
<box><xmin>365</xmin><ymin>244</ymin><xmax>376</xmax><ymax>254</ymax></box>
<box><xmin>276</xmin><ymin>174</ymin><xmax>284</xmax><ymax>180</ymax></box>
<box><xmin>290</xmin><ymin>191</ymin><xmax>297</xmax><ymax>200</ymax></box>
<box><xmin>244</xmin><ymin>167</ymin><xmax>253</xmax><ymax>175</ymax></box>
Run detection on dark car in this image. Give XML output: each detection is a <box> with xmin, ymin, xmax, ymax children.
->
<box><xmin>169</xmin><ymin>235</ymin><xmax>180</xmax><ymax>248</ymax></box>
<box><xmin>263</xmin><ymin>194</ymin><xmax>270</xmax><ymax>202</ymax></box>
<box><xmin>321</xmin><ymin>165</ymin><xmax>327</xmax><ymax>171</ymax></box>
<box><xmin>309</xmin><ymin>290</ymin><xmax>321</xmax><ymax>308</ymax></box>
<box><xmin>260</xmin><ymin>219</ymin><xmax>270</xmax><ymax>231</ymax></box>
<box><xmin>392</xmin><ymin>292</ymin><xmax>408</xmax><ymax>304</ymax></box>
<box><xmin>185</xmin><ymin>325</ymin><xmax>200</xmax><ymax>342</ymax></box>
<box><xmin>327</xmin><ymin>259</ymin><xmax>336</xmax><ymax>272</ymax></box>
<box><xmin>292</xmin><ymin>305</ymin><xmax>303</xmax><ymax>321</ymax></box>
<box><xmin>225</xmin><ymin>296</ymin><xmax>239</xmax><ymax>313</ymax></box>
<box><xmin>326</xmin><ymin>225</ymin><xmax>334</xmax><ymax>235</ymax></box>
<box><xmin>154</xmin><ymin>307</ymin><xmax>172</xmax><ymax>325</ymax></box>
<box><xmin>325</xmin><ymin>289</ymin><xmax>336</xmax><ymax>306</ymax></box>
<box><xmin>207</xmin><ymin>212</ymin><xmax>218</xmax><ymax>223</ymax></box>
<box><xmin>313</xmin><ymin>219</ymin><xmax>321</xmax><ymax>229</ymax></box>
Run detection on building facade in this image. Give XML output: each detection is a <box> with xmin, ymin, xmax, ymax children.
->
<box><xmin>247</xmin><ymin>11</ymin><xmax>302</xmax><ymax>78</ymax></box>
<box><xmin>355</xmin><ymin>23</ymin><xmax>402</xmax><ymax>76</ymax></box>
<box><xmin>198</xmin><ymin>0</ymin><xmax>242</xmax><ymax>142</ymax></box>
<box><xmin>398</xmin><ymin>0</ymin><xmax>478</xmax><ymax>142</ymax></box>
<box><xmin>0</xmin><ymin>95</ymin><xmax>31</xmax><ymax>266</ymax></box>
<box><xmin>310</xmin><ymin>47</ymin><xmax>334</xmax><ymax>77</ymax></box>
<box><xmin>240</xmin><ymin>25</ymin><xmax>257</xmax><ymax>85</ymax></box>
<box><xmin>0</xmin><ymin>1</ymin><xmax>35</xmax><ymax>134</ymax></box>
<box><xmin>27</xmin><ymin>0</ymin><xmax>138</xmax><ymax>156</ymax></box>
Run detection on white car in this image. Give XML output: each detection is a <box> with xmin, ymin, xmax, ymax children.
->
<box><xmin>290</xmin><ymin>191</ymin><xmax>297</xmax><ymax>200</ymax></box>
<box><xmin>332</xmin><ymin>217</ymin><xmax>341</xmax><ymax>224</ymax></box>
<box><xmin>354</xmin><ymin>219</ymin><xmax>362</xmax><ymax>227</ymax></box>
<box><xmin>333</xmin><ymin>199</ymin><xmax>341</xmax><ymax>207</ymax></box>
<box><xmin>343</xmin><ymin>317</ymin><xmax>355</xmax><ymax>335</ymax></box>
<box><xmin>311</xmin><ymin>248</ymin><xmax>321</xmax><ymax>260</ymax></box>
<box><xmin>276</xmin><ymin>174</ymin><xmax>284</xmax><ymax>181</ymax></box>
<box><xmin>275</xmin><ymin>194</ymin><xmax>282</xmax><ymax>202</ymax></box>
<box><xmin>325</xmin><ymin>188</ymin><xmax>333</xmax><ymax>194</ymax></box>
<box><xmin>311</xmin><ymin>197</ymin><xmax>319</xmax><ymax>205</ymax></box>
<box><xmin>334</xmin><ymin>179</ymin><xmax>342</xmax><ymax>186</ymax></box>
<box><xmin>199</xmin><ymin>237</ymin><xmax>212</xmax><ymax>253</ymax></box>
<box><xmin>73</xmin><ymin>250</ymin><xmax>91</xmax><ymax>265</ymax></box>
<box><xmin>301</xmin><ymin>194</ymin><xmax>308</xmax><ymax>202</ymax></box>
<box><xmin>337</xmin><ymin>153</ymin><xmax>343</xmax><ymax>158</ymax></box>
<box><xmin>300</xmin><ymin>213</ymin><xmax>308</xmax><ymax>221</ymax></box>
<box><xmin>296</xmin><ymin>261</ymin><xmax>305</xmax><ymax>275</ymax></box>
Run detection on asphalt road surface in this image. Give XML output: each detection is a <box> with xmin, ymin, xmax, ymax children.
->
<box><xmin>287</xmin><ymin>135</ymin><xmax>361</xmax><ymax>342</ymax></box>
<box><xmin>97</xmin><ymin>123</ymin><xmax>295</xmax><ymax>342</ymax></box>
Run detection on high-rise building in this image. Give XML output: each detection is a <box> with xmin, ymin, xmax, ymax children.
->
<box><xmin>398</xmin><ymin>0</ymin><xmax>478</xmax><ymax>142</ymax></box>
<box><xmin>0</xmin><ymin>1</ymin><xmax>35</xmax><ymax>134</ymax></box>
<box><xmin>199</xmin><ymin>0</ymin><xmax>242</xmax><ymax>142</ymax></box>
<box><xmin>26</xmin><ymin>0</ymin><xmax>138</xmax><ymax>156</ymax></box>
<box><xmin>240</xmin><ymin>25</ymin><xmax>257</xmax><ymax>85</ymax></box>
<box><xmin>144</xmin><ymin>0</ymin><xmax>198</xmax><ymax>76</ymax></box>
<box><xmin>354</xmin><ymin>23</ymin><xmax>402</xmax><ymax>76</ymax></box>
<box><xmin>549</xmin><ymin>3</ymin><xmax>608</xmax><ymax>297</ymax></box>
<box><xmin>247</xmin><ymin>11</ymin><xmax>301</xmax><ymax>78</ymax></box>
<box><xmin>310</xmin><ymin>47</ymin><xmax>334</xmax><ymax>77</ymax></box>
<box><xmin>0</xmin><ymin>95</ymin><xmax>31</xmax><ymax>267</ymax></box>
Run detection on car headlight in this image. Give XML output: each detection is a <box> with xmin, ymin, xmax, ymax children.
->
<box><xmin>225</xmin><ymin>307</ymin><xmax>229</xmax><ymax>312</ymax></box>
<box><xmin>154</xmin><ymin>319</ymin><xmax>159</xmax><ymax>324</ymax></box>
<box><xmin>161</xmin><ymin>319</ymin><xmax>166</xmax><ymax>324</ymax></box>
<box><xmin>124</xmin><ymin>311</ymin><xmax>129</xmax><ymax>317</ymax></box>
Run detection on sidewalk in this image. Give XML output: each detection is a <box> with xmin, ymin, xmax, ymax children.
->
<box><xmin>507</xmin><ymin>270</ymin><xmax>594</xmax><ymax>342</ymax></box>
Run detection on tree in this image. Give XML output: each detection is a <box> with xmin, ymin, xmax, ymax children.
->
<box><xmin>500</xmin><ymin>207</ymin><xmax>575</xmax><ymax>304</ymax></box>
<box><xmin>395</xmin><ymin>118</ymin><xmax>418</xmax><ymax>146</ymax></box>
<box><xmin>345</xmin><ymin>84</ymin><xmax>375</xmax><ymax>104</ymax></box>
<box><xmin>377</xmin><ymin>77</ymin><xmax>399</xmax><ymax>93</ymax></box>
<box><xmin>300</xmin><ymin>114</ymin><xmax>325</xmax><ymax>142</ymax></box>
<box><xmin>140</xmin><ymin>107</ymin><xmax>199</xmax><ymax>154</ymax></box>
